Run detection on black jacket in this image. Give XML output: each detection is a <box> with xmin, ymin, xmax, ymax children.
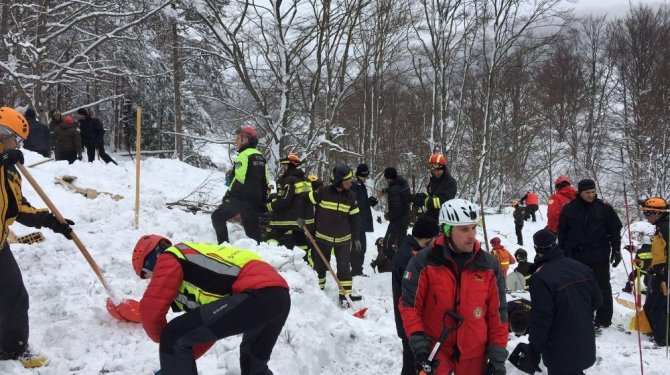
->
<box><xmin>266</xmin><ymin>167</ymin><xmax>312</xmax><ymax>230</ymax></box>
<box><xmin>529</xmin><ymin>245</ymin><xmax>602</xmax><ymax>372</ymax></box>
<box><xmin>513</xmin><ymin>206</ymin><xmax>524</xmax><ymax>225</ymax></box>
<box><xmin>79</xmin><ymin>116</ymin><xmax>105</xmax><ymax>146</ymax></box>
<box><xmin>558</xmin><ymin>195</ymin><xmax>622</xmax><ymax>265</ymax></box>
<box><xmin>352</xmin><ymin>177</ymin><xmax>373</xmax><ymax>232</ymax></box>
<box><xmin>308</xmin><ymin>185</ymin><xmax>360</xmax><ymax>245</ymax></box>
<box><xmin>24</xmin><ymin>117</ymin><xmax>51</xmax><ymax>157</ymax></box>
<box><xmin>386</xmin><ymin>175</ymin><xmax>411</xmax><ymax>227</ymax></box>
<box><xmin>225</xmin><ymin>145</ymin><xmax>268</xmax><ymax>209</ymax></box>
<box><xmin>392</xmin><ymin>234</ymin><xmax>423</xmax><ymax>338</ymax></box>
<box><xmin>425</xmin><ymin>171</ymin><xmax>457</xmax><ymax>219</ymax></box>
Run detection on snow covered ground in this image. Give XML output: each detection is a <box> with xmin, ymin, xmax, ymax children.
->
<box><xmin>1</xmin><ymin>150</ymin><xmax>668</xmax><ymax>374</ymax></box>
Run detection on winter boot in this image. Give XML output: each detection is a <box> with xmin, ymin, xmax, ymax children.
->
<box><xmin>622</xmin><ymin>282</ymin><xmax>633</xmax><ymax>294</ymax></box>
<box><xmin>19</xmin><ymin>352</ymin><xmax>48</xmax><ymax>368</ymax></box>
<box><xmin>339</xmin><ymin>294</ymin><xmax>363</xmax><ymax>307</ymax></box>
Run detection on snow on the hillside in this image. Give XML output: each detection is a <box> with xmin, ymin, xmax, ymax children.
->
<box><xmin>1</xmin><ymin>151</ymin><xmax>668</xmax><ymax>374</ymax></box>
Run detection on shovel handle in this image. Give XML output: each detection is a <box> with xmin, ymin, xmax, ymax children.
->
<box><xmin>16</xmin><ymin>163</ymin><xmax>117</xmax><ymax>300</ymax></box>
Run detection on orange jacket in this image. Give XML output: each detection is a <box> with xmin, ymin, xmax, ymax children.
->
<box><xmin>491</xmin><ymin>244</ymin><xmax>516</xmax><ymax>276</ymax></box>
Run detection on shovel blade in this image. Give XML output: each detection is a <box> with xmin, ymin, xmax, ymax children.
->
<box><xmin>106</xmin><ymin>298</ymin><xmax>142</xmax><ymax>323</ymax></box>
<box><xmin>352</xmin><ymin>307</ymin><xmax>368</xmax><ymax>319</ymax></box>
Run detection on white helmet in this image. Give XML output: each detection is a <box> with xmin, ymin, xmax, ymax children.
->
<box><xmin>439</xmin><ymin>199</ymin><xmax>479</xmax><ymax>233</ymax></box>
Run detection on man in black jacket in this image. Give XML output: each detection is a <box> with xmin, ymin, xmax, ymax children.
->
<box><xmin>264</xmin><ymin>153</ymin><xmax>312</xmax><ymax>257</ymax></box>
<box><xmin>350</xmin><ymin>163</ymin><xmax>377</xmax><ymax>276</ymax></box>
<box><xmin>382</xmin><ymin>167</ymin><xmax>411</xmax><ymax>261</ymax></box>
<box><xmin>414</xmin><ymin>153</ymin><xmax>457</xmax><ymax>220</ymax></box>
<box><xmin>391</xmin><ymin>216</ymin><xmax>439</xmax><ymax>375</ymax></box>
<box><xmin>510</xmin><ymin>229</ymin><xmax>602</xmax><ymax>375</ymax></box>
<box><xmin>76</xmin><ymin>108</ymin><xmax>117</xmax><ymax>164</ymax></box>
<box><xmin>558</xmin><ymin>179</ymin><xmax>622</xmax><ymax>328</ymax></box>
<box><xmin>22</xmin><ymin>108</ymin><xmax>51</xmax><ymax>157</ymax></box>
<box><xmin>212</xmin><ymin>125</ymin><xmax>269</xmax><ymax>244</ymax></box>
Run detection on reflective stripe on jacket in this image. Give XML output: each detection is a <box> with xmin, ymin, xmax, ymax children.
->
<box><xmin>1</xmin><ymin>164</ymin><xmax>50</xmax><ymax>248</ymax></box>
<box><xmin>308</xmin><ymin>185</ymin><xmax>361</xmax><ymax>244</ymax></box>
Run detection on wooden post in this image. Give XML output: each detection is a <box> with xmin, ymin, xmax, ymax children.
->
<box><xmin>135</xmin><ymin>106</ymin><xmax>142</xmax><ymax>229</ymax></box>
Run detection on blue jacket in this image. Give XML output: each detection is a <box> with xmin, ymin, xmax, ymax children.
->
<box><xmin>529</xmin><ymin>245</ymin><xmax>602</xmax><ymax>372</ymax></box>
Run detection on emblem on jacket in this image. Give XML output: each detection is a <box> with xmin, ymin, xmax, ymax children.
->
<box><xmin>474</xmin><ymin>307</ymin><xmax>483</xmax><ymax>319</ymax></box>
<box><xmin>474</xmin><ymin>273</ymin><xmax>483</xmax><ymax>282</ymax></box>
<box><xmin>403</xmin><ymin>271</ymin><xmax>412</xmax><ymax>280</ymax></box>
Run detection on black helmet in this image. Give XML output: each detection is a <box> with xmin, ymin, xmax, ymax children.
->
<box><xmin>331</xmin><ymin>164</ymin><xmax>353</xmax><ymax>184</ymax></box>
<box><xmin>514</xmin><ymin>248</ymin><xmax>527</xmax><ymax>261</ymax></box>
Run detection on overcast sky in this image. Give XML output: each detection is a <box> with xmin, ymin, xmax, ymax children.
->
<box><xmin>571</xmin><ymin>0</ymin><xmax>667</xmax><ymax>17</ymax></box>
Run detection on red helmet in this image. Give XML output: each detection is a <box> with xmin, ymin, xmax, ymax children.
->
<box><xmin>132</xmin><ymin>235</ymin><xmax>171</xmax><ymax>278</ymax></box>
<box><xmin>280</xmin><ymin>153</ymin><xmax>301</xmax><ymax>166</ymax></box>
<box><xmin>236</xmin><ymin>125</ymin><xmax>258</xmax><ymax>139</ymax></box>
<box><xmin>490</xmin><ymin>237</ymin><xmax>501</xmax><ymax>246</ymax></box>
<box><xmin>64</xmin><ymin>116</ymin><xmax>74</xmax><ymax>125</ymax></box>
<box><xmin>554</xmin><ymin>175</ymin><xmax>570</xmax><ymax>185</ymax></box>
<box><xmin>428</xmin><ymin>153</ymin><xmax>447</xmax><ymax>166</ymax></box>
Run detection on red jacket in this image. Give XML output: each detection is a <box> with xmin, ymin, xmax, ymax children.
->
<box><xmin>140</xmin><ymin>249</ymin><xmax>288</xmax><ymax>358</ymax></box>
<box><xmin>547</xmin><ymin>185</ymin><xmax>576</xmax><ymax>233</ymax></box>
<box><xmin>523</xmin><ymin>192</ymin><xmax>539</xmax><ymax>206</ymax></box>
<box><xmin>399</xmin><ymin>236</ymin><xmax>508</xmax><ymax>362</ymax></box>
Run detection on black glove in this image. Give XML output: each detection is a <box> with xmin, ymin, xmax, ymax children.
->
<box><xmin>353</xmin><ymin>240</ymin><xmax>362</xmax><ymax>253</ymax></box>
<box><xmin>0</xmin><ymin>149</ymin><xmax>24</xmax><ymax>166</ymax></box>
<box><xmin>486</xmin><ymin>361</ymin><xmax>506</xmax><ymax>375</ymax></box>
<box><xmin>486</xmin><ymin>345</ymin><xmax>508</xmax><ymax>375</ymax></box>
<box><xmin>413</xmin><ymin>193</ymin><xmax>427</xmax><ymax>207</ymax></box>
<box><xmin>44</xmin><ymin>214</ymin><xmax>74</xmax><ymax>239</ymax></box>
<box><xmin>509</xmin><ymin>343</ymin><xmax>541</xmax><ymax>374</ymax></box>
<box><xmin>409</xmin><ymin>333</ymin><xmax>434</xmax><ymax>374</ymax></box>
<box><xmin>296</xmin><ymin>217</ymin><xmax>305</xmax><ymax>229</ymax></box>
<box><xmin>367</xmin><ymin>196</ymin><xmax>378</xmax><ymax>207</ymax></box>
<box><xmin>611</xmin><ymin>250</ymin><xmax>622</xmax><ymax>268</ymax></box>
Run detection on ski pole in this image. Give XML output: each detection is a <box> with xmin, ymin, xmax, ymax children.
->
<box><xmin>620</xmin><ymin>148</ymin><xmax>644</xmax><ymax>374</ymax></box>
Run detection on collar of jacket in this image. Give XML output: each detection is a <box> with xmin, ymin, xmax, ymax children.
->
<box><xmin>535</xmin><ymin>245</ymin><xmax>565</xmax><ymax>266</ymax></box>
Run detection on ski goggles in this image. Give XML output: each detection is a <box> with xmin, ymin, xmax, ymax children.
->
<box><xmin>0</xmin><ymin>127</ymin><xmax>23</xmax><ymax>147</ymax></box>
<box><xmin>429</xmin><ymin>164</ymin><xmax>443</xmax><ymax>171</ymax></box>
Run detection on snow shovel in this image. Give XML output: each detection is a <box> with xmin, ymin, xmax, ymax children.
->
<box><xmin>628</xmin><ymin>261</ymin><xmax>651</xmax><ymax>333</ymax></box>
<box><xmin>302</xmin><ymin>227</ymin><xmax>367</xmax><ymax>318</ymax></box>
<box><xmin>17</xmin><ymin>163</ymin><xmax>141</xmax><ymax>323</ymax></box>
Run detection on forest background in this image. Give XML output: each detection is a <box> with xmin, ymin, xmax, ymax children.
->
<box><xmin>2</xmin><ymin>0</ymin><xmax>668</xmax><ymax>212</ymax></box>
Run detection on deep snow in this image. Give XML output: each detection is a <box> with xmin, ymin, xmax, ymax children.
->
<box><xmin>1</xmin><ymin>150</ymin><xmax>668</xmax><ymax>374</ymax></box>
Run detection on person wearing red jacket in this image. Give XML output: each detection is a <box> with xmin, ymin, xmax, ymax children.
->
<box><xmin>399</xmin><ymin>199</ymin><xmax>509</xmax><ymax>375</ymax></box>
<box><xmin>546</xmin><ymin>176</ymin><xmax>576</xmax><ymax>233</ymax></box>
<box><xmin>519</xmin><ymin>191</ymin><xmax>539</xmax><ymax>222</ymax></box>
<box><xmin>132</xmin><ymin>235</ymin><xmax>290</xmax><ymax>375</ymax></box>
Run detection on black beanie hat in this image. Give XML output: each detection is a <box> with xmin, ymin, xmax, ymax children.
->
<box><xmin>356</xmin><ymin>164</ymin><xmax>370</xmax><ymax>177</ymax></box>
<box><xmin>533</xmin><ymin>229</ymin><xmax>557</xmax><ymax>252</ymax></box>
<box><xmin>77</xmin><ymin>108</ymin><xmax>88</xmax><ymax>116</ymax></box>
<box><xmin>24</xmin><ymin>108</ymin><xmax>36</xmax><ymax>119</ymax></box>
<box><xmin>384</xmin><ymin>167</ymin><xmax>397</xmax><ymax>180</ymax></box>
<box><xmin>412</xmin><ymin>216</ymin><xmax>440</xmax><ymax>239</ymax></box>
<box><xmin>577</xmin><ymin>179</ymin><xmax>596</xmax><ymax>193</ymax></box>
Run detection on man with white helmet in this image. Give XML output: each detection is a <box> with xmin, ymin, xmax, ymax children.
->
<box><xmin>399</xmin><ymin>199</ymin><xmax>508</xmax><ymax>375</ymax></box>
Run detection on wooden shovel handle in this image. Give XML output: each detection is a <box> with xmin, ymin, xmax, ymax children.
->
<box><xmin>16</xmin><ymin>163</ymin><xmax>117</xmax><ymax>300</ymax></box>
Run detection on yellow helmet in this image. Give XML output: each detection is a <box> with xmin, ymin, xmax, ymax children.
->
<box><xmin>0</xmin><ymin>107</ymin><xmax>30</xmax><ymax>140</ymax></box>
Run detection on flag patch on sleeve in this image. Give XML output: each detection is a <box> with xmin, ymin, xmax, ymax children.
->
<box><xmin>404</xmin><ymin>271</ymin><xmax>412</xmax><ymax>280</ymax></box>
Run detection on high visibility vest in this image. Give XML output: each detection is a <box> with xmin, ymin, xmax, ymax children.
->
<box><xmin>165</xmin><ymin>242</ymin><xmax>263</xmax><ymax>311</ymax></box>
<box><xmin>650</xmin><ymin>232</ymin><xmax>667</xmax><ymax>267</ymax></box>
<box><xmin>492</xmin><ymin>248</ymin><xmax>511</xmax><ymax>272</ymax></box>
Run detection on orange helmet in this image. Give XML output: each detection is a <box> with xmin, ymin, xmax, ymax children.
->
<box><xmin>429</xmin><ymin>153</ymin><xmax>447</xmax><ymax>167</ymax></box>
<box><xmin>132</xmin><ymin>235</ymin><xmax>172</xmax><ymax>278</ymax></box>
<box><xmin>511</xmin><ymin>199</ymin><xmax>518</xmax><ymax>206</ymax></box>
<box><xmin>638</xmin><ymin>197</ymin><xmax>669</xmax><ymax>212</ymax></box>
<box><xmin>280</xmin><ymin>153</ymin><xmax>301</xmax><ymax>166</ymax></box>
<box><xmin>0</xmin><ymin>107</ymin><xmax>30</xmax><ymax>140</ymax></box>
<box><xmin>490</xmin><ymin>237</ymin><xmax>501</xmax><ymax>246</ymax></box>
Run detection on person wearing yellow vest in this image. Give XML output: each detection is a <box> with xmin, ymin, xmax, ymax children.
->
<box><xmin>0</xmin><ymin>107</ymin><xmax>74</xmax><ymax>368</ymax></box>
<box><xmin>212</xmin><ymin>125</ymin><xmax>269</xmax><ymax>244</ymax></box>
<box><xmin>133</xmin><ymin>235</ymin><xmax>290</xmax><ymax>375</ymax></box>
<box><xmin>639</xmin><ymin>197</ymin><xmax>669</xmax><ymax>347</ymax></box>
